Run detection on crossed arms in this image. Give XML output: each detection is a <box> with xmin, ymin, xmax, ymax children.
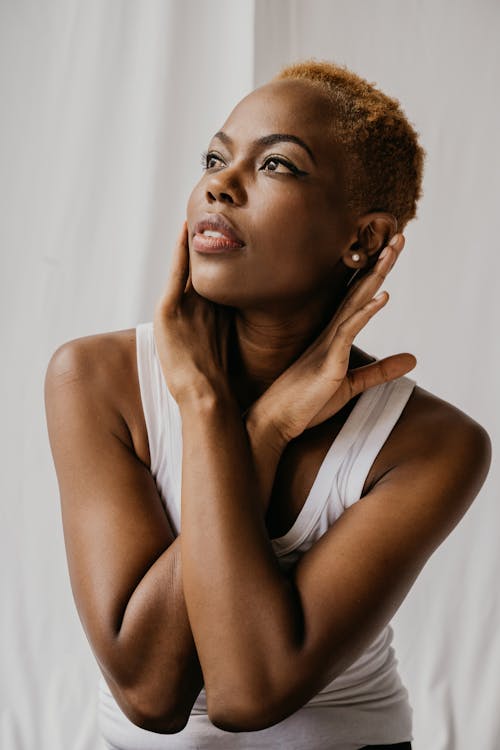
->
<box><xmin>44</xmin><ymin>335</ymin><xmax>491</xmax><ymax>734</ymax></box>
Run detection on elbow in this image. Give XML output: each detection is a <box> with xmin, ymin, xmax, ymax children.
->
<box><xmin>124</xmin><ymin>701</ymin><xmax>190</xmax><ymax>735</ymax></box>
<box><xmin>209</xmin><ymin>707</ymin><xmax>282</xmax><ymax>734</ymax></box>
<box><xmin>113</xmin><ymin>681</ymin><xmax>191</xmax><ymax>735</ymax></box>
<box><xmin>208</xmin><ymin>691</ymin><xmax>288</xmax><ymax>733</ymax></box>
<box><xmin>129</xmin><ymin>711</ymin><xmax>189</xmax><ymax>735</ymax></box>
<box><xmin>209</xmin><ymin>707</ymin><xmax>266</xmax><ymax>734</ymax></box>
<box><xmin>98</xmin><ymin>632</ymin><xmax>204</xmax><ymax>735</ymax></box>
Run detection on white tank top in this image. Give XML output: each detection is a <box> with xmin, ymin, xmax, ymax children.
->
<box><xmin>98</xmin><ymin>321</ymin><xmax>416</xmax><ymax>749</ymax></box>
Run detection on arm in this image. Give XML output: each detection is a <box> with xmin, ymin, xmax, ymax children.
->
<box><xmin>44</xmin><ymin>339</ymin><xmax>203</xmax><ymax>733</ymax></box>
<box><xmin>44</xmin><ymin>336</ymin><xmax>286</xmax><ymax>733</ymax></box>
<box><xmin>154</xmin><ymin>226</ymin><xmax>490</xmax><ymax>731</ymax></box>
<box><xmin>179</xmin><ymin>386</ymin><xmax>491</xmax><ymax>733</ymax></box>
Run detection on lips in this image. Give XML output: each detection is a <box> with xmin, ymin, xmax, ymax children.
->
<box><xmin>193</xmin><ymin>214</ymin><xmax>245</xmax><ymax>253</ymax></box>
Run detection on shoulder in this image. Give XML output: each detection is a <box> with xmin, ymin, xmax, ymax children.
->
<box><xmin>46</xmin><ymin>327</ymin><xmax>137</xmax><ymax>383</ymax></box>
<box><xmin>350</xmin><ymin>345</ymin><xmax>490</xmax><ymax>489</ymax></box>
<box><xmin>348</xmin><ymin>345</ymin><xmax>492</xmax><ymax>497</ymax></box>
<box><xmin>388</xmin><ymin>383</ymin><xmax>491</xmax><ymax>467</ymax></box>
<box><xmin>365</xmin><ymin>381</ymin><xmax>491</xmax><ymax>531</ymax></box>
<box><xmin>45</xmin><ymin>327</ymin><xmax>149</xmax><ymax>465</ymax></box>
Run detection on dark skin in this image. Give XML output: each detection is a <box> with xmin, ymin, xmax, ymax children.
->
<box><xmin>44</xmin><ymin>80</ymin><xmax>492</xmax><ymax>735</ymax></box>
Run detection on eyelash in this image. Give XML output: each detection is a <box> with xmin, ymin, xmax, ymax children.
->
<box><xmin>200</xmin><ymin>150</ymin><xmax>306</xmax><ymax>176</ymax></box>
<box><xmin>200</xmin><ymin>150</ymin><xmax>220</xmax><ymax>170</ymax></box>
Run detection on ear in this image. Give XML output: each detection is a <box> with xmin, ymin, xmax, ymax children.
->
<box><xmin>343</xmin><ymin>212</ymin><xmax>398</xmax><ymax>269</ymax></box>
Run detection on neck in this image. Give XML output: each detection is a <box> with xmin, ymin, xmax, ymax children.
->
<box><xmin>227</xmin><ymin>288</ymin><xmax>346</xmax><ymax>414</ymax></box>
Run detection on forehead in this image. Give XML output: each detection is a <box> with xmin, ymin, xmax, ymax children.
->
<box><xmin>217</xmin><ymin>80</ymin><xmax>337</xmax><ymax>155</ymax></box>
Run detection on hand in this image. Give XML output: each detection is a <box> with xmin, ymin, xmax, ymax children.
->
<box><xmin>246</xmin><ymin>235</ymin><xmax>417</xmax><ymax>443</ymax></box>
<box><xmin>153</xmin><ymin>222</ymin><xmax>233</xmax><ymax>405</ymax></box>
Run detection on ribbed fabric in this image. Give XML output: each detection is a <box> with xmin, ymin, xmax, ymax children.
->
<box><xmin>98</xmin><ymin>321</ymin><xmax>417</xmax><ymax>749</ymax></box>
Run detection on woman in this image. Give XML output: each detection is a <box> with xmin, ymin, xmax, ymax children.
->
<box><xmin>45</xmin><ymin>61</ymin><xmax>491</xmax><ymax>749</ymax></box>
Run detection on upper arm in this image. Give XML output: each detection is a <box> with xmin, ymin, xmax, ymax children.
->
<box><xmin>265</xmin><ymin>409</ymin><xmax>491</xmax><ymax>721</ymax></box>
<box><xmin>44</xmin><ymin>338</ymin><xmax>175</xmax><ymax>686</ymax></box>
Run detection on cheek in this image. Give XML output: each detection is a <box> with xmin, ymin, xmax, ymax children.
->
<box><xmin>251</xmin><ymin>181</ymin><xmax>335</xmax><ymax>238</ymax></box>
<box><xmin>185</xmin><ymin>183</ymin><xmax>340</xmax><ymax>305</ymax></box>
<box><xmin>251</xmin><ymin>196</ymin><xmax>330</xmax><ymax>268</ymax></box>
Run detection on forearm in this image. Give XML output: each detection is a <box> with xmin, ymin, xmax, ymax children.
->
<box><xmin>245</xmin><ymin>404</ymin><xmax>287</xmax><ymax>514</ymax></box>
<box><xmin>113</xmin><ymin>534</ymin><xmax>204</xmax><ymax>724</ymax></box>
<box><xmin>108</xmin><ymin>409</ymin><xmax>284</xmax><ymax>725</ymax></box>
<box><xmin>179</xmin><ymin>389</ymin><xmax>303</xmax><ymax>718</ymax></box>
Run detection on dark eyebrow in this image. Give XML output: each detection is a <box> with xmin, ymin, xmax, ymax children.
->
<box><xmin>212</xmin><ymin>131</ymin><xmax>317</xmax><ymax>165</ymax></box>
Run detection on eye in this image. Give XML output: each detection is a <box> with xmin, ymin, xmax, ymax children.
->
<box><xmin>201</xmin><ymin>150</ymin><xmax>225</xmax><ymax>170</ymax></box>
<box><xmin>260</xmin><ymin>156</ymin><xmax>305</xmax><ymax>176</ymax></box>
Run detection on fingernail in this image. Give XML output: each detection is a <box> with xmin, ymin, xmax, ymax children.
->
<box><xmin>380</xmin><ymin>246</ymin><xmax>389</xmax><ymax>259</ymax></box>
<box><xmin>389</xmin><ymin>234</ymin><xmax>399</xmax><ymax>247</ymax></box>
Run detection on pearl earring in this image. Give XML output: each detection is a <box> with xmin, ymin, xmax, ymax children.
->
<box><xmin>351</xmin><ymin>252</ymin><xmax>361</xmax><ymax>262</ymax></box>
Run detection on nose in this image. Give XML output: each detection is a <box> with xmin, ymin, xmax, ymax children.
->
<box><xmin>205</xmin><ymin>168</ymin><xmax>246</xmax><ymax>206</ymax></box>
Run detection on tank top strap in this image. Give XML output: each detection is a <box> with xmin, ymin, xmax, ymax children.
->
<box><xmin>341</xmin><ymin>375</ymin><xmax>416</xmax><ymax>509</ymax></box>
<box><xmin>136</xmin><ymin>321</ymin><xmax>184</xmax><ymax>532</ymax></box>
<box><xmin>135</xmin><ymin>321</ymin><xmax>164</xmax><ymax>475</ymax></box>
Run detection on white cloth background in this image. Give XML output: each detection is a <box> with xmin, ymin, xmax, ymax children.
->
<box><xmin>1</xmin><ymin>1</ymin><xmax>498</xmax><ymax>748</ymax></box>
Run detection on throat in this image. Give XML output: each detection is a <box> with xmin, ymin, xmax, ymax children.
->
<box><xmin>227</xmin><ymin>311</ymin><xmax>329</xmax><ymax>414</ymax></box>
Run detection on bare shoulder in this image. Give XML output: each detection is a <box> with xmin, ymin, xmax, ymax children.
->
<box><xmin>46</xmin><ymin>328</ymin><xmax>136</xmax><ymax>392</ymax></box>
<box><xmin>388</xmin><ymin>383</ymin><xmax>490</xmax><ymax>462</ymax></box>
<box><xmin>349</xmin><ymin>344</ymin><xmax>491</xmax><ymax>496</ymax></box>
<box><xmin>365</xmin><ymin>381</ymin><xmax>492</xmax><ymax>509</ymax></box>
<box><xmin>45</xmin><ymin>328</ymin><xmax>150</xmax><ymax>467</ymax></box>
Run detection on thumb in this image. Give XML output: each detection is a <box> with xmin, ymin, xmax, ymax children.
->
<box><xmin>348</xmin><ymin>353</ymin><xmax>417</xmax><ymax>396</ymax></box>
<box><xmin>161</xmin><ymin>221</ymin><xmax>190</xmax><ymax>309</ymax></box>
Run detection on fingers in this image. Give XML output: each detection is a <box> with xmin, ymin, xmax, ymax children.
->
<box><xmin>362</xmin><ymin>232</ymin><xmax>404</xmax><ymax>288</ymax></box>
<box><xmin>346</xmin><ymin>235</ymin><xmax>402</xmax><ymax>306</ymax></box>
<box><xmin>347</xmin><ymin>352</ymin><xmax>417</xmax><ymax>396</ymax></box>
<box><xmin>161</xmin><ymin>222</ymin><xmax>190</xmax><ymax>309</ymax></box>
<box><xmin>324</xmin><ymin>232</ymin><xmax>413</xmax><ymax>384</ymax></box>
<box><xmin>325</xmin><ymin>290</ymin><xmax>390</xmax><ymax>375</ymax></box>
<box><xmin>329</xmin><ymin>233</ymin><xmax>405</xmax><ymax>339</ymax></box>
<box><xmin>389</xmin><ymin>233</ymin><xmax>405</xmax><ymax>253</ymax></box>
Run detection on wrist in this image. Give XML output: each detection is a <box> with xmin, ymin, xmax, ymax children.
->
<box><xmin>176</xmin><ymin>375</ymin><xmax>235</xmax><ymax>414</ymax></box>
<box><xmin>245</xmin><ymin>404</ymin><xmax>289</xmax><ymax>456</ymax></box>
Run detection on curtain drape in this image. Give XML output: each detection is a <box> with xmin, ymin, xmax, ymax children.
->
<box><xmin>1</xmin><ymin>1</ymin><xmax>497</xmax><ymax>748</ymax></box>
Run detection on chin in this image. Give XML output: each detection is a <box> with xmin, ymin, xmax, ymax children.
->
<box><xmin>191</xmin><ymin>274</ymin><xmax>244</xmax><ymax>308</ymax></box>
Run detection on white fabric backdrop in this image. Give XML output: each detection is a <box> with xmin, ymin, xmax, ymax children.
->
<box><xmin>1</xmin><ymin>1</ymin><xmax>498</xmax><ymax>748</ymax></box>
